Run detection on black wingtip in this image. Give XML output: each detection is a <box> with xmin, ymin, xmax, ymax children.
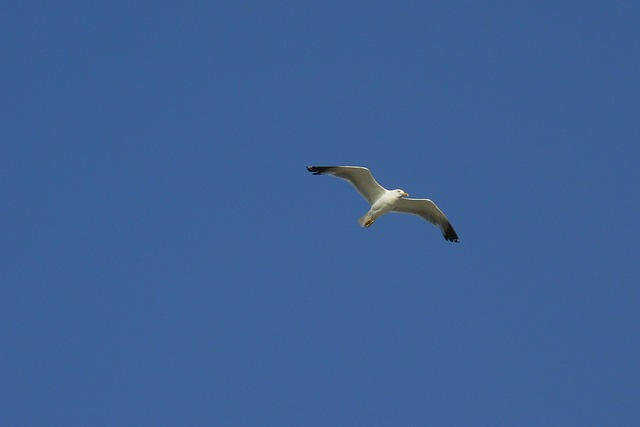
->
<box><xmin>307</xmin><ymin>166</ymin><xmax>331</xmax><ymax>175</ymax></box>
<box><xmin>443</xmin><ymin>223</ymin><xmax>460</xmax><ymax>243</ymax></box>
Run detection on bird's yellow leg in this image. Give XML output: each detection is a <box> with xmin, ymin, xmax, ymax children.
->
<box><xmin>364</xmin><ymin>218</ymin><xmax>375</xmax><ymax>228</ymax></box>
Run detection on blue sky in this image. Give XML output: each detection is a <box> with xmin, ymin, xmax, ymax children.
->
<box><xmin>2</xmin><ymin>1</ymin><xmax>639</xmax><ymax>425</ymax></box>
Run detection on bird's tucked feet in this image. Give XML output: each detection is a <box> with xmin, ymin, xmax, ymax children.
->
<box><xmin>364</xmin><ymin>219</ymin><xmax>375</xmax><ymax>228</ymax></box>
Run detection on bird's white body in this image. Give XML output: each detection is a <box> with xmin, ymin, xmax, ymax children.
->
<box><xmin>358</xmin><ymin>189</ymin><xmax>409</xmax><ymax>228</ymax></box>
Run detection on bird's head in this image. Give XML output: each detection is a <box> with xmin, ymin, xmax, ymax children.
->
<box><xmin>394</xmin><ymin>189</ymin><xmax>409</xmax><ymax>198</ymax></box>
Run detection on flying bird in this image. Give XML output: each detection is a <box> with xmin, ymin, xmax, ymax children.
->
<box><xmin>307</xmin><ymin>165</ymin><xmax>459</xmax><ymax>242</ymax></box>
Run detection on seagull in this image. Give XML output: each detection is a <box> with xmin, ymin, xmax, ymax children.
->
<box><xmin>307</xmin><ymin>165</ymin><xmax>459</xmax><ymax>242</ymax></box>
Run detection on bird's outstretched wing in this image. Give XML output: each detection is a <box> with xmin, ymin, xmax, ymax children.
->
<box><xmin>393</xmin><ymin>198</ymin><xmax>460</xmax><ymax>242</ymax></box>
<box><xmin>306</xmin><ymin>166</ymin><xmax>387</xmax><ymax>204</ymax></box>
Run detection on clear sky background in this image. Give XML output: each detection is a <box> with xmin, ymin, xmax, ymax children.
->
<box><xmin>2</xmin><ymin>1</ymin><xmax>639</xmax><ymax>425</ymax></box>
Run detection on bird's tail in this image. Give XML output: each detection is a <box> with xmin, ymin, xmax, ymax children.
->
<box><xmin>357</xmin><ymin>213</ymin><xmax>372</xmax><ymax>227</ymax></box>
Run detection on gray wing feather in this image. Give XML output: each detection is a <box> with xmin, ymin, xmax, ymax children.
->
<box><xmin>393</xmin><ymin>198</ymin><xmax>460</xmax><ymax>242</ymax></box>
<box><xmin>306</xmin><ymin>166</ymin><xmax>387</xmax><ymax>204</ymax></box>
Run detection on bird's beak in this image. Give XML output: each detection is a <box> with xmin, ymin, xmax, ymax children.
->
<box><xmin>402</xmin><ymin>192</ymin><xmax>409</xmax><ymax>197</ymax></box>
